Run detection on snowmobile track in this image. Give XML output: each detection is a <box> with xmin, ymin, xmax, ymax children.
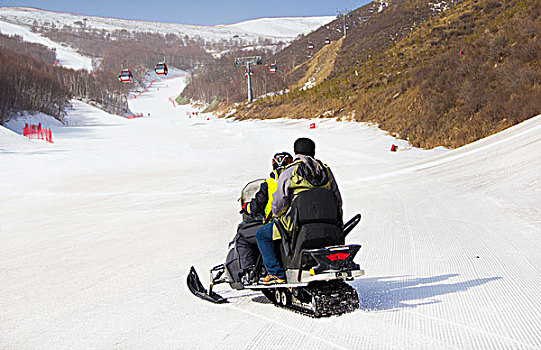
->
<box><xmin>261</xmin><ymin>280</ymin><xmax>359</xmax><ymax>318</ymax></box>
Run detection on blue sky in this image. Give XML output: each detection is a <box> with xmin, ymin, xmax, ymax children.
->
<box><xmin>1</xmin><ymin>0</ymin><xmax>372</xmax><ymax>25</ymax></box>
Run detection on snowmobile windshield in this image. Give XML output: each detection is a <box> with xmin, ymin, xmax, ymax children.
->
<box><xmin>239</xmin><ymin>179</ymin><xmax>265</xmax><ymax>204</ymax></box>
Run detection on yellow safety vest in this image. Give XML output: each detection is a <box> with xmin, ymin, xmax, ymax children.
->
<box><xmin>247</xmin><ymin>169</ymin><xmax>280</xmax><ymax>222</ymax></box>
<box><xmin>263</xmin><ymin>172</ymin><xmax>279</xmax><ymax>220</ymax></box>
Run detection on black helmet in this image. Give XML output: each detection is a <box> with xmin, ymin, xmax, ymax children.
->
<box><xmin>272</xmin><ymin>152</ymin><xmax>293</xmax><ymax>170</ymax></box>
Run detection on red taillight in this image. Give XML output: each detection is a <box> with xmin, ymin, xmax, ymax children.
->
<box><xmin>326</xmin><ymin>253</ymin><xmax>350</xmax><ymax>261</ymax></box>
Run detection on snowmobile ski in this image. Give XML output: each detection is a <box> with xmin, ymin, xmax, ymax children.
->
<box><xmin>187</xmin><ymin>266</ymin><xmax>228</xmax><ymax>304</ymax></box>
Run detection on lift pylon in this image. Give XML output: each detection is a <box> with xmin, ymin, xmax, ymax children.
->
<box><xmin>235</xmin><ymin>56</ymin><xmax>262</xmax><ymax>102</ymax></box>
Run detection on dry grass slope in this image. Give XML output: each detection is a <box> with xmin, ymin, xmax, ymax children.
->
<box><xmin>290</xmin><ymin>37</ymin><xmax>344</xmax><ymax>91</ymax></box>
<box><xmin>226</xmin><ymin>0</ymin><xmax>541</xmax><ymax>149</ymax></box>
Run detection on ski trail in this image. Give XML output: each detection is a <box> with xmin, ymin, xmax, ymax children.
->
<box><xmin>343</xmin><ymin>114</ymin><xmax>541</xmax><ymax>186</ymax></box>
<box><xmin>403</xmin><ymin>309</ymin><xmax>538</xmax><ymax>349</ymax></box>
<box><xmin>0</xmin><ymin>20</ymin><xmax>92</xmax><ymax>70</ymax></box>
<box><xmin>222</xmin><ymin>303</ymin><xmax>351</xmax><ymax>350</ymax></box>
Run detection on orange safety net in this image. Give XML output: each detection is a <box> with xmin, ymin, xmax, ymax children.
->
<box><xmin>22</xmin><ymin>123</ymin><xmax>53</xmax><ymax>143</ymax></box>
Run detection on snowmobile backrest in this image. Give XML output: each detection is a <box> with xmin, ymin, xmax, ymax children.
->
<box><xmin>290</xmin><ymin>188</ymin><xmax>342</xmax><ymax>226</ymax></box>
<box><xmin>281</xmin><ymin>189</ymin><xmax>344</xmax><ymax>269</ymax></box>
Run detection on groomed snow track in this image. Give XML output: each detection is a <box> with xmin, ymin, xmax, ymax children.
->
<box><xmin>1</xmin><ymin>73</ymin><xmax>540</xmax><ymax>349</ymax></box>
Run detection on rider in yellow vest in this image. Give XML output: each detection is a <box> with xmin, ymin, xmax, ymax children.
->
<box><xmin>241</xmin><ymin>152</ymin><xmax>294</xmax><ymax>223</ymax></box>
<box><xmin>238</xmin><ymin>152</ymin><xmax>293</xmax><ymax>284</ymax></box>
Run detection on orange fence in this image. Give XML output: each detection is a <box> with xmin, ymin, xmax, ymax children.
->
<box><xmin>131</xmin><ymin>80</ymin><xmax>155</xmax><ymax>100</ymax></box>
<box><xmin>23</xmin><ymin>123</ymin><xmax>53</xmax><ymax>143</ymax></box>
<box><xmin>126</xmin><ymin>113</ymin><xmax>144</xmax><ymax>119</ymax></box>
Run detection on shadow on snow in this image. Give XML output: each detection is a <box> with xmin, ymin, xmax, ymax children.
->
<box><xmin>350</xmin><ymin>274</ymin><xmax>502</xmax><ymax>311</ymax></box>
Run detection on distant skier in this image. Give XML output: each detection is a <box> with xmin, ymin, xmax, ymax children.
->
<box><xmin>256</xmin><ymin>138</ymin><xmax>343</xmax><ymax>284</ymax></box>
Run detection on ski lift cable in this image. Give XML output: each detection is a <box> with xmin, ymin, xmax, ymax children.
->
<box><xmin>23</xmin><ymin>21</ymin><xmax>358</xmax><ymax>78</ymax></box>
<box><xmin>26</xmin><ymin>23</ymin><xmax>290</xmax><ymax>68</ymax></box>
<box><xmin>25</xmin><ymin>20</ymin><xmax>348</xmax><ymax>69</ymax></box>
<box><xmin>19</xmin><ymin>23</ymin><xmax>241</xmax><ymax>67</ymax></box>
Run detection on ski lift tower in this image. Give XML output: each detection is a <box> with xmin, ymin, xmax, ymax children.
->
<box><xmin>337</xmin><ymin>9</ymin><xmax>349</xmax><ymax>38</ymax></box>
<box><xmin>235</xmin><ymin>56</ymin><xmax>262</xmax><ymax>102</ymax></box>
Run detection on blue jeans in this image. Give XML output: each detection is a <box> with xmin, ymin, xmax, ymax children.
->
<box><xmin>255</xmin><ymin>222</ymin><xmax>285</xmax><ymax>278</ymax></box>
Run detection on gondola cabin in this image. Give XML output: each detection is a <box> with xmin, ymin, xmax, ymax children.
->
<box><xmin>307</xmin><ymin>42</ymin><xmax>315</xmax><ymax>50</ymax></box>
<box><xmin>324</xmin><ymin>38</ymin><xmax>331</xmax><ymax>45</ymax></box>
<box><xmin>118</xmin><ymin>69</ymin><xmax>132</xmax><ymax>83</ymax></box>
<box><xmin>245</xmin><ymin>69</ymin><xmax>253</xmax><ymax>77</ymax></box>
<box><xmin>269</xmin><ymin>64</ymin><xmax>277</xmax><ymax>73</ymax></box>
<box><xmin>154</xmin><ymin>62</ymin><xmax>168</xmax><ymax>75</ymax></box>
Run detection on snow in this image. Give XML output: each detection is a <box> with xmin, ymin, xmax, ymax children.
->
<box><xmin>429</xmin><ymin>1</ymin><xmax>451</xmax><ymax>14</ymax></box>
<box><xmin>0</xmin><ymin>123</ymin><xmax>43</xmax><ymax>151</ymax></box>
<box><xmin>301</xmin><ymin>76</ymin><xmax>317</xmax><ymax>90</ymax></box>
<box><xmin>0</xmin><ymin>7</ymin><xmax>334</xmax><ymax>43</ymax></box>
<box><xmin>0</xmin><ymin>20</ymin><xmax>93</xmax><ymax>71</ymax></box>
<box><xmin>5</xmin><ymin>111</ymin><xmax>64</xmax><ymax>131</ymax></box>
<box><xmin>1</xmin><ymin>74</ymin><xmax>540</xmax><ymax>349</ymax></box>
<box><xmin>224</xmin><ymin>16</ymin><xmax>335</xmax><ymax>38</ymax></box>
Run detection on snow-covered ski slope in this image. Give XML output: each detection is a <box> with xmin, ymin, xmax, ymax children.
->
<box><xmin>0</xmin><ymin>7</ymin><xmax>334</xmax><ymax>42</ymax></box>
<box><xmin>0</xmin><ymin>20</ymin><xmax>93</xmax><ymax>71</ymax></box>
<box><xmin>1</xmin><ymin>74</ymin><xmax>540</xmax><ymax>349</ymax></box>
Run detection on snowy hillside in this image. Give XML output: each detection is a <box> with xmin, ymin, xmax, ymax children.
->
<box><xmin>0</xmin><ymin>20</ymin><xmax>92</xmax><ymax>70</ymax></box>
<box><xmin>1</xmin><ymin>72</ymin><xmax>540</xmax><ymax>349</ymax></box>
<box><xmin>0</xmin><ymin>7</ymin><xmax>334</xmax><ymax>42</ymax></box>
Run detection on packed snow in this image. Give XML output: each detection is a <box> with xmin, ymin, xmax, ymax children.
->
<box><xmin>0</xmin><ymin>20</ymin><xmax>93</xmax><ymax>71</ymax></box>
<box><xmin>224</xmin><ymin>16</ymin><xmax>335</xmax><ymax>38</ymax></box>
<box><xmin>0</xmin><ymin>7</ymin><xmax>334</xmax><ymax>43</ymax></box>
<box><xmin>1</xmin><ymin>73</ymin><xmax>540</xmax><ymax>349</ymax></box>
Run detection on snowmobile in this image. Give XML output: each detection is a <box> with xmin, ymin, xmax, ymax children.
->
<box><xmin>187</xmin><ymin>180</ymin><xmax>365</xmax><ymax>317</ymax></box>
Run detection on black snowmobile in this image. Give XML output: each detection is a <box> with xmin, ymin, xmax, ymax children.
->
<box><xmin>187</xmin><ymin>179</ymin><xmax>365</xmax><ymax>317</ymax></box>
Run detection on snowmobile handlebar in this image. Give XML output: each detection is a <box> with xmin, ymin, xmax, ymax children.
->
<box><xmin>343</xmin><ymin>214</ymin><xmax>361</xmax><ymax>237</ymax></box>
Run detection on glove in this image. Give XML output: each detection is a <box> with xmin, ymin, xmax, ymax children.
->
<box><xmin>240</xmin><ymin>202</ymin><xmax>249</xmax><ymax>214</ymax></box>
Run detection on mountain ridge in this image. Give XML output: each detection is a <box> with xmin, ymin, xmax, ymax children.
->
<box><xmin>0</xmin><ymin>7</ymin><xmax>334</xmax><ymax>42</ymax></box>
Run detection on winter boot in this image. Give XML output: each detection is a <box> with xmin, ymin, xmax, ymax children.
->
<box><xmin>259</xmin><ymin>275</ymin><xmax>286</xmax><ymax>285</ymax></box>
